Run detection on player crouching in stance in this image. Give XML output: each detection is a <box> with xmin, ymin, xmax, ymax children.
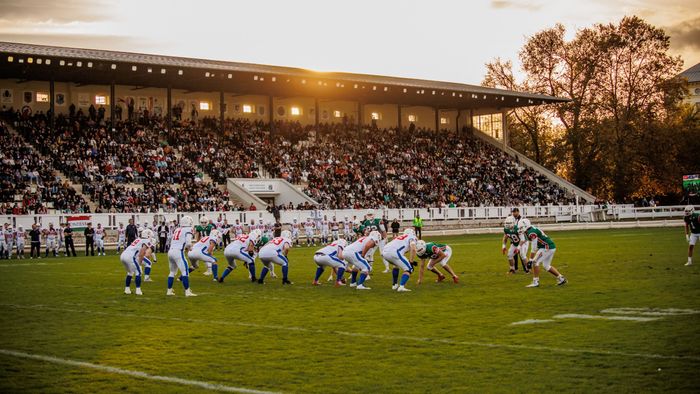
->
<box><xmin>415</xmin><ymin>240</ymin><xmax>459</xmax><ymax>284</ymax></box>
<box><xmin>518</xmin><ymin>219</ymin><xmax>567</xmax><ymax>288</ymax></box>
<box><xmin>188</xmin><ymin>229</ymin><xmax>222</xmax><ymax>281</ymax></box>
<box><xmin>220</xmin><ymin>230</ymin><xmax>261</xmax><ymax>283</ymax></box>
<box><xmin>312</xmin><ymin>238</ymin><xmax>347</xmax><ymax>286</ymax></box>
<box><xmin>167</xmin><ymin>216</ymin><xmax>197</xmax><ymax>297</ymax></box>
<box><xmin>119</xmin><ymin>229</ymin><xmax>154</xmax><ymax>295</ymax></box>
<box><xmin>502</xmin><ymin>216</ymin><xmax>529</xmax><ymax>274</ymax></box>
<box><xmin>257</xmin><ymin>230</ymin><xmax>293</xmax><ymax>285</ymax></box>
<box><xmin>382</xmin><ymin>228</ymin><xmax>418</xmax><ymax>292</ymax></box>
<box><xmin>684</xmin><ymin>205</ymin><xmax>699</xmax><ymax>266</ymax></box>
<box><xmin>343</xmin><ymin>230</ymin><xmax>381</xmax><ymax>290</ymax></box>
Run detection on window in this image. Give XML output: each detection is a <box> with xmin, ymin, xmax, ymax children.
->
<box><xmin>242</xmin><ymin>105</ymin><xmax>253</xmax><ymax>113</ymax></box>
<box><xmin>290</xmin><ymin>106</ymin><xmax>301</xmax><ymax>116</ymax></box>
<box><xmin>36</xmin><ymin>92</ymin><xmax>49</xmax><ymax>103</ymax></box>
<box><xmin>371</xmin><ymin>112</ymin><xmax>380</xmax><ymax>120</ymax></box>
<box><xmin>440</xmin><ymin>117</ymin><xmax>449</xmax><ymax>125</ymax></box>
<box><xmin>408</xmin><ymin>114</ymin><xmax>417</xmax><ymax>122</ymax></box>
<box><xmin>695</xmin><ymin>88</ymin><xmax>700</xmax><ymax>95</ymax></box>
<box><xmin>333</xmin><ymin>110</ymin><xmax>342</xmax><ymax>118</ymax></box>
<box><xmin>199</xmin><ymin>101</ymin><xmax>210</xmax><ymax>111</ymax></box>
<box><xmin>95</xmin><ymin>95</ymin><xmax>107</xmax><ymax>105</ymax></box>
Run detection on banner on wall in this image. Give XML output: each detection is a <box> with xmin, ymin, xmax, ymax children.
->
<box><xmin>1</xmin><ymin>88</ymin><xmax>13</xmax><ymax>104</ymax></box>
<box><xmin>67</xmin><ymin>215</ymin><xmax>91</xmax><ymax>230</ymax></box>
<box><xmin>56</xmin><ymin>93</ymin><xmax>66</xmax><ymax>106</ymax></box>
<box><xmin>78</xmin><ymin>93</ymin><xmax>90</xmax><ymax>107</ymax></box>
<box><xmin>23</xmin><ymin>91</ymin><xmax>32</xmax><ymax>104</ymax></box>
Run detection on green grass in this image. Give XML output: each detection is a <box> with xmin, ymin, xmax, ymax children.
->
<box><xmin>1</xmin><ymin>227</ymin><xmax>699</xmax><ymax>393</ymax></box>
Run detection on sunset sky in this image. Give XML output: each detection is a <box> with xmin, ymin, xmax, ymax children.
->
<box><xmin>0</xmin><ymin>0</ymin><xmax>697</xmax><ymax>84</ymax></box>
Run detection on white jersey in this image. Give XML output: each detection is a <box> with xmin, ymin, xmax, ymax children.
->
<box><xmin>291</xmin><ymin>222</ymin><xmax>300</xmax><ymax>234</ymax></box>
<box><xmin>259</xmin><ymin>236</ymin><xmax>292</xmax><ymax>256</ymax></box>
<box><xmin>345</xmin><ymin>236</ymin><xmax>374</xmax><ymax>255</ymax></box>
<box><xmin>168</xmin><ymin>226</ymin><xmax>194</xmax><ymax>252</ymax></box>
<box><xmin>117</xmin><ymin>227</ymin><xmax>126</xmax><ymax>240</ymax></box>
<box><xmin>304</xmin><ymin>221</ymin><xmax>315</xmax><ymax>233</ymax></box>
<box><xmin>331</xmin><ymin>221</ymin><xmax>339</xmax><ymax>231</ymax></box>
<box><xmin>46</xmin><ymin>228</ymin><xmax>58</xmax><ymax>241</ymax></box>
<box><xmin>233</xmin><ymin>223</ymin><xmax>243</xmax><ymax>235</ymax></box>
<box><xmin>384</xmin><ymin>233</ymin><xmax>417</xmax><ymax>254</ymax></box>
<box><xmin>192</xmin><ymin>234</ymin><xmax>218</xmax><ymax>254</ymax></box>
<box><xmin>4</xmin><ymin>228</ymin><xmax>14</xmax><ymax>243</ymax></box>
<box><xmin>94</xmin><ymin>227</ymin><xmax>105</xmax><ymax>240</ymax></box>
<box><xmin>15</xmin><ymin>230</ymin><xmax>26</xmax><ymax>243</ymax></box>
<box><xmin>321</xmin><ymin>221</ymin><xmax>329</xmax><ymax>231</ymax></box>
<box><xmin>316</xmin><ymin>241</ymin><xmax>344</xmax><ymax>256</ymax></box>
<box><xmin>229</xmin><ymin>233</ymin><xmax>255</xmax><ymax>250</ymax></box>
<box><xmin>124</xmin><ymin>238</ymin><xmax>153</xmax><ymax>258</ymax></box>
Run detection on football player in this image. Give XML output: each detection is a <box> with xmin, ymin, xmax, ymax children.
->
<box><xmin>119</xmin><ymin>229</ymin><xmax>154</xmax><ymax>295</ymax></box>
<box><xmin>343</xmin><ymin>230</ymin><xmax>381</xmax><ymax>290</ymax></box>
<box><xmin>684</xmin><ymin>205</ymin><xmax>700</xmax><ymax>266</ymax></box>
<box><xmin>257</xmin><ymin>230</ymin><xmax>293</xmax><ymax>285</ymax></box>
<box><xmin>188</xmin><ymin>229</ymin><xmax>221</xmax><ymax>281</ymax></box>
<box><xmin>116</xmin><ymin>222</ymin><xmax>127</xmax><ymax>253</ymax></box>
<box><xmin>416</xmin><ymin>240</ymin><xmax>459</xmax><ymax>284</ymax></box>
<box><xmin>519</xmin><ymin>219</ymin><xmax>567</xmax><ymax>288</ymax></box>
<box><xmin>166</xmin><ymin>215</ymin><xmax>197</xmax><ymax>297</ymax></box>
<box><xmin>381</xmin><ymin>228</ymin><xmax>418</xmax><ymax>292</ymax></box>
<box><xmin>502</xmin><ymin>216</ymin><xmax>529</xmax><ymax>274</ymax></box>
<box><xmin>220</xmin><ymin>229</ymin><xmax>260</xmax><ymax>283</ymax></box>
<box><xmin>15</xmin><ymin>225</ymin><xmax>26</xmax><ymax>259</ymax></box>
<box><xmin>312</xmin><ymin>238</ymin><xmax>347</xmax><ymax>286</ymax></box>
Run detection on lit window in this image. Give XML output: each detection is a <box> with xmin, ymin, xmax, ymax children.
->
<box><xmin>60</xmin><ymin>60</ymin><xmax>65</xmax><ymax>66</ymax></box>
<box><xmin>440</xmin><ymin>117</ymin><xmax>449</xmax><ymax>125</ymax></box>
<box><xmin>178</xmin><ymin>69</ymin><xmax>183</xmax><ymax>75</ymax></box>
<box><xmin>371</xmin><ymin>112</ymin><xmax>380</xmax><ymax>120</ymax></box>
<box><xmin>27</xmin><ymin>57</ymin><xmax>33</xmax><ymax>64</ymax></box>
<box><xmin>95</xmin><ymin>95</ymin><xmax>107</xmax><ymax>105</ymax></box>
<box><xmin>132</xmin><ymin>65</ymin><xmax>137</xmax><ymax>71</ymax></box>
<box><xmin>7</xmin><ymin>56</ymin><xmax>13</xmax><ymax>62</ymax></box>
<box><xmin>161</xmin><ymin>68</ymin><xmax>166</xmax><ymax>74</ymax></box>
<box><xmin>227</xmin><ymin>73</ymin><xmax>232</xmax><ymax>79</ymax></box>
<box><xmin>242</xmin><ymin>105</ymin><xmax>253</xmax><ymax>113</ymax></box>
<box><xmin>147</xmin><ymin>67</ymin><xmax>152</xmax><ymax>73</ymax></box>
<box><xmin>45</xmin><ymin>59</ymin><xmax>51</xmax><ymax>65</ymax></box>
<box><xmin>76</xmin><ymin>61</ymin><xmax>81</xmax><ymax>67</ymax></box>
<box><xmin>36</xmin><ymin>92</ymin><xmax>49</xmax><ymax>102</ymax></box>
<box><xmin>408</xmin><ymin>114</ymin><xmax>417</xmax><ymax>122</ymax></box>
<box><xmin>37</xmin><ymin>58</ymin><xmax>42</xmax><ymax>64</ymax></box>
<box><xmin>87</xmin><ymin>62</ymin><xmax>93</xmax><ymax>68</ymax></box>
<box><xmin>290</xmin><ymin>107</ymin><xmax>301</xmax><ymax>116</ymax></box>
<box><xmin>199</xmin><ymin>101</ymin><xmax>210</xmax><ymax>110</ymax></box>
<box><xmin>333</xmin><ymin>110</ymin><xmax>342</xmax><ymax>118</ymax></box>
<box><xmin>111</xmin><ymin>64</ymin><xmax>117</xmax><ymax>69</ymax></box>
<box><xmin>271</xmin><ymin>77</ymin><xmax>276</xmax><ymax>82</ymax></box>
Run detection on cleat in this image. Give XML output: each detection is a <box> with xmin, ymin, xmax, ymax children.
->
<box><xmin>203</xmin><ymin>270</ymin><xmax>212</xmax><ymax>276</ymax></box>
<box><xmin>436</xmin><ymin>274</ymin><xmax>446</xmax><ymax>283</ymax></box>
<box><xmin>166</xmin><ymin>289</ymin><xmax>175</xmax><ymax>296</ymax></box>
<box><xmin>212</xmin><ymin>277</ymin><xmax>218</xmax><ymax>282</ymax></box>
<box><xmin>282</xmin><ymin>279</ymin><xmax>293</xmax><ymax>285</ymax></box>
<box><xmin>334</xmin><ymin>280</ymin><xmax>344</xmax><ymax>287</ymax></box>
<box><xmin>218</xmin><ymin>277</ymin><xmax>224</xmax><ymax>283</ymax></box>
<box><xmin>250</xmin><ymin>277</ymin><xmax>257</xmax><ymax>283</ymax></box>
<box><xmin>185</xmin><ymin>289</ymin><xmax>197</xmax><ymax>297</ymax></box>
<box><xmin>508</xmin><ymin>269</ymin><xmax>515</xmax><ymax>275</ymax></box>
<box><xmin>382</xmin><ymin>269</ymin><xmax>389</xmax><ymax>273</ymax></box>
<box><xmin>124</xmin><ymin>288</ymin><xmax>132</xmax><ymax>295</ymax></box>
<box><xmin>397</xmin><ymin>286</ymin><xmax>411</xmax><ymax>292</ymax></box>
<box><xmin>270</xmin><ymin>272</ymin><xmax>278</xmax><ymax>279</ymax></box>
<box><xmin>392</xmin><ymin>284</ymin><xmax>399</xmax><ymax>290</ymax></box>
<box><xmin>526</xmin><ymin>282</ymin><xmax>539</xmax><ymax>288</ymax></box>
<box><xmin>349</xmin><ymin>283</ymin><xmax>357</xmax><ymax>288</ymax></box>
<box><xmin>557</xmin><ymin>277</ymin><xmax>568</xmax><ymax>286</ymax></box>
<box><xmin>257</xmin><ymin>279</ymin><xmax>265</xmax><ymax>284</ymax></box>
<box><xmin>685</xmin><ymin>261</ymin><xmax>693</xmax><ymax>266</ymax></box>
<box><xmin>356</xmin><ymin>284</ymin><xmax>371</xmax><ymax>290</ymax></box>
<box><xmin>312</xmin><ymin>280</ymin><xmax>320</xmax><ymax>286</ymax></box>
<box><xmin>144</xmin><ymin>276</ymin><xmax>152</xmax><ymax>282</ymax></box>
<box><xmin>135</xmin><ymin>288</ymin><xmax>143</xmax><ymax>296</ymax></box>
<box><xmin>452</xmin><ymin>276</ymin><xmax>459</xmax><ymax>284</ymax></box>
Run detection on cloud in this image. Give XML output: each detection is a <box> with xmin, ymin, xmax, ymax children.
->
<box><xmin>0</xmin><ymin>0</ymin><xmax>110</xmax><ymax>23</ymax></box>
<box><xmin>0</xmin><ymin>33</ymin><xmax>155</xmax><ymax>52</ymax></box>
<box><xmin>490</xmin><ymin>0</ymin><xmax>541</xmax><ymax>11</ymax></box>
<box><xmin>666</xmin><ymin>16</ymin><xmax>700</xmax><ymax>51</ymax></box>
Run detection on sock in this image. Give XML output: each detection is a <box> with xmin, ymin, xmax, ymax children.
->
<box><xmin>125</xmin><ymin>275</ymin><xmax>132</xmax><ymax>287</ymax></box>
<box><xmin>392</xmin><ymin>268</ymin><xmax>399</xmax><ymax>285</ymax></box>
<box><xmin>259</xmin><ymin>266</ymin><xmax>269</xmax><ymax>281</ymax></box>
<box><xmin>358</xmin><ymin>272</ymin><xmax>368</xmax><ymax>285</ymax></box>
<box><xmin>145</xmin><ymin>266</ymin><xmax>151</xmax><ymax>276</ymax></box>
<box><xmin>282</xmin><ymin>265</ymin><xmax>289</xmax><ymax>281</ymax></box>
<box><xmin>212</xmin><ymin>263</ymin><xmax>218</xmax><ymax>279</ymax></box>
<box><xmin>350</xmin><ymin>271</ymin><xmax>358</xmax><ymax>284</ymax></box>
<box><xmin>248</xmin><ymin>262</ymin><xmax>256</xmax><ymax>279</ymax></box>
<box><xmin>188</xmin><ymin>267</ymin><xmax>195</xmax><ymax>273</ymax></box>
<box><xmin>689</xmin><ymin>257</ymin><xmax>693</xmax><ymax>263</ymax></box>
<box><xmin>221</xmin><ymin>267</ymin><xmax>232</xmax><ymax>280</ymax></box>
<box><xmin>167</xmin><ymin>276</ymin><xmax>174</xmax><ymax>289</ymax></box>
<box><xmin>400</xmin><ymin>273</ymin><xmax>410</xmax><ymax>286</ymax></box>
<box><xmin>336</xmin><ymin>267</ymin><xmax>345</xmax><ymax>282</ymax></box>
<box><xmin>430</xmin><ymin>268</ymin><xmax>440</xmax><ymax>276</ymax></box>
<box><xmin>182</xmin><ymin>276</ymin><xmax>190</xmax><ymax>290</ymax></box>
<box><xmin>135</xmin><ymin>275</ymin><xmax>142</xmax><ymax>287</ymax></box>
<box><xmin>314</xmin><ymin>266</ymin><xmax>324</xmax><ymax>282</ymax></box>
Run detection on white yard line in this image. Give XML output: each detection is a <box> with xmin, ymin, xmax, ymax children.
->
<box><xmin>2</xmin><ymin>303</ymin><xmax>698</xmax><ymax>361</ymax></box>
<box><xmin>0</xmin><ymin>348</ymin><xmax>280</xmax><ymax>394</ymax></box>
<box><xmin>600</xmin><ymin>307</ymin><xmax>700</xmax><ymax>316</ymax></box>
<box><xmin>510</xmin><ymin>319</ymin><xmax>555</xmax><ymax>325</ymax></box>
<box><xmin>553</xmin><ymin>314</ymin><xmax>661</xmax><ymax>322</ymax></box>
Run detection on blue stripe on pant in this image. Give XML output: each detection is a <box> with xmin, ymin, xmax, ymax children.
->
<box><xmin>240</xmin><ymin>248</ymin><xmax>254</xmax><ymax>264</ymax></box>
<box><xmin>354</xmin><ymin>252</ymin><xmax>370</xmax><ymax>271</ymax></box>
<box><xmin>277</xmin><ymin>253</ymin><xmax>289</xmax><ymax>266</ymax></box>
<box><xmin>181</xmin><ymin>248</ymin><xmax>189</xmax><ymax>276</ymax></box>
<box><xmin>396</xmin><ymin>246</ymin><xmax>413</xmax><ymax>272</ymax></box>
<box><xmin>131</xmin><ymin>255</ymin><xmax>142</xmax><ymax>275</ymax></box>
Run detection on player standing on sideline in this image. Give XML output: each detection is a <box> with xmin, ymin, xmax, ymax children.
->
<box><xmin>220</xmin><ymin>229</ymin><xmax>260</xmax><ymax>283</ymax></box>
<box><xmin>257</xmin><ymin>230</ymin><xmax>293</xmax><ymax>285</ymax></box>
<box><xmin>331</xmin><ymin>217</ymin><xmax>340</xmax><ymax>241</ymax></box>
<box><xmin>29</xmin><ymin>224</ymin><xmax>41</xmax><ymax>259</ymax></box>
<box><xmin>233</xmin><ymin>219</ymin><xmax>244</xmax><ymax>237</ymax></box>
<box><xmin>221</xmin><ymin>218</ymin><xmax>231</xmax><ymax>247</ymax></box>
<box><xmin>320</xmin><ymin>216</ymin><xmax>330</xmax><ymax>244</ymax></box>
<box><xmin>57</xmin><ymin>223</ymin><xmax>65</xmax><ymax>256</ymax></box>
<box><xmin>188</xmin><ymin>229</ymin><xmax>221</xmax><ymax>281</ymax></box>
<box><xmin>45</xmin><ymin>223</ymin><xmax>59</xmax><ymax>257</ymax></box>
<box><xmin>0</xmin><ymin>224</ymin><xmax>5</xmax><ymax>259</ymax></box>
<box><xmin>519</xmin><ymin>219</ymin><xmax>567</xmax><ymax>288</ymax></box>
<box><xmin>64</xmin><ymin>223</ymin><xmax>77</xmax><ymax>257</ymax></box>
<box><xmin>157</xmin><ymin>221</ymin><xmax>169</xmax><ymax>253</ymax></box>
<box><xmin>167</xmin><ymin>215</ymin><xmax>197</xmax><ymax>297</ymax></box>
<box><xmin>502</xmin><ymin>216</ymin><xmax>529</xmax><ymax>274</ymax></box>
<box><xmin>84</xmin><ymin>223</ymin><xmax>95</xmax><ymax>256</ymax></box>
<box><xmin>119</xmin><ymin>229</ymin><xmax>154</xmax><ymax>296</ymax></box>
<box><xmin>15</xmin><ymin>225</ymin><xmax>26</xmax><ymax>259</ymax></box>
<box><xmin>343</xmin><ymin>216</ymin><xmax>352</xmax><ymax>241</ymax></box>
<box><xmin>4</xmin><ymin>223</ymin><xmax>14</xmax><ymax>259</ymax></box>
<box><xmin>304</xmin><ymin>217</ymin><xmax>316</xmax><ymax>246</ymax></box>
<box><xmin>94</xmin><ymin>223</ymin><xmax>106</xmax><ymax>256</ymax></box>
<box><xmin>415</xmin><ymin>240</ymin><xmax>459</xmax><ymax>284</ymax></box>
<box><xmin>684</xmin><ymin>205</ymin><xmax>700</xmax><ymax>266</ymax></box>
<box><xmin>116</xmin><ymin>223</ymin><xmax>127</xmax><ymax>254</ymax></box>
<box><xmin>343</xmin><ymin>230</ymin><xmax>381</xmax><ymax>290</ymax></box>
<box><xmin>312</xmin><ymin>238</ymin><xmax>347</xmax><ymax>286</ymax></box>
<box><xmin>291</xmin><ymin>218</ymin><xmax>301</xmax><ymax>246</ymax></box>
<box><xmin>382</xmin><ymin>228</ymin><xmax>419</xmax><ymax>292</ymax></box>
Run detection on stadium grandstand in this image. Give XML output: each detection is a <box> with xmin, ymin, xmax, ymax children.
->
<box><xmin>0</xmin><ymin>41</ymin><xmax>595</xmax><ymax>215</ymax></box>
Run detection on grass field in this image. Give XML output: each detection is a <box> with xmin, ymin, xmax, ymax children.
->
<box><xmin>1</xmin><ymin>227</ymin><xmax>699</xmax><ymax>393</ymax></box>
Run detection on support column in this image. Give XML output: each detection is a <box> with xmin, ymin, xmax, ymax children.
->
<box><xmin>109</xmin><ymin>82</ymin><xmax>115</xmax><ymax>131</ymax></box>
<box><xmin>397</xmin><ymin>105</ymin><xmax>402</xmax><ymax>131</ymax></box>
<box><xmin>219</xmin><ymin>91</ymin><xmax>225</xmax><ymax>134</ymax></box>
<box><xmin>502</xmin><ymin>111</ymin><xmax>508</xmax><ymax>149</ymax></box>
<box><xmin>357</xmin><ymin>102</ymin><xmax>363</xmax><ymax>132</ymax></box>
<box><xmin>166</xmin><ymin>86</ymin><xmax>172</xmax><ymax>132</ymax></box>
<box><xmin>456</xmin><ymin>109</ymin><xmax>461</xmax><ymax>134</ymax></box>
<box><xmin>314</xmin><ymin>98</ymin><xmax>319</xmax><ymax>130</ymax></box>
<box><xmin>434</xmin><ymin>107</ymin><xmax>439</xmax><ymax>132</ymax></box>
<box><xmin>269</xmin><ymin>96</ymin><xmax>274</xmax><ymax>133</ymax></box>
<box><xmin>49</xmin><ymin>79</ymin><xmax>55</xmax><ymax>132</ymax></box>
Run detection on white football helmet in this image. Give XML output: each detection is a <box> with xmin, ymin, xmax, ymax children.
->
<box><xmin>517</xmin><ymin>218</ymin><xmax>532</xmax><ymax>234</ymax></box>
<box><xmin>180</xmin><ymin>216</ymin><xmax>194</xmax><ymax>227</ymax></box>
<box><xmin>140</xmin><ymin>229</ymin><xmax>154</xmax><ymax>240</ymax></box>
<box><xmin>367</xmin><ymin>208</ymin><xmax>375</xmax><ymax>218</ymax></box>
<box><xmin>209</xmin><ymin>229</ymin><xmax>221</xmax><ymax>241</ymax></box>
<box><xmin>403</xmin><ymin>228</ymin><xmax>415</xmax><ymax>236</ymax></box>
<box><xmin>685</xmin><ymin>205</ymin><xmax>694</xmax><ymax>216</ymax></box>
<box><xmin>368</xmin><ymin>230</ymin><xmax>381</xmax><ymax>243</ymax></box>
<box><xmin>504</xmin><ymin>215</ymin><xmax>516</xmax><ymax>230</ymax></box>
<box><xmin>248</xmin><ymin>230</ymin><xmax>260</xmax><ymax>244</ymax></box>
<box><xmin>200</xmin><ymin>216</ymin><xmax>210</xmax><ymax>226</ymax></box>
<box><xmin>415</xmin><ymin>240</ymin><xmax>427</xmax><ymax>255</ymax></box>
<box><xmin>281</xmin><ymin>230</ymin><xmax>292</xmax><ymax>239</ymax></box>
<box><xmin>336</xmin><ymin>238</ymin><xmax>348</xmax><ymax>248</ymax></box>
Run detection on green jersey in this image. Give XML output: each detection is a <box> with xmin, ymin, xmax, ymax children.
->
<box><xmin>255</xmin><ymin>236</ymin><xmax>269</xmax><ymax>248</ymax></box>
<box><xmin>418</xmin><ymin>242</ymin><xmax>447</xmax><ymax>260</ymax></box>
<box><xmin>195</xmin><ymin>223</ymin><xmax>215</xmax><ymax>237</ymax></box>
<box><xmin>685</xmin><ymin>213</ymin><xmax>700</xmax><ymax>234</ymax></box>
<box><xmin>504</xmin><ymin>227</ymin><xmax>522</xmax><ymax>246</ymax></box>
<box><xmin>362</xmin><ymin>218</ymin><xmax>383</xmax><ymax>233</ymax></box>
<box><xmin>525</xmin><ymin>227</ymin><xmax>556</xmax><ymax>250</ymax></box>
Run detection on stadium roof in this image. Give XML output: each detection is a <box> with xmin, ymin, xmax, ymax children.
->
<box><xmin>0</xmin><ymin>41</ymin><xmax>568</xmax><ymax>109</ymax></box>
<box><xmin>680</xmin><ymin>62</ymin><xmax>700</xmax><ymax>83</ymax></box>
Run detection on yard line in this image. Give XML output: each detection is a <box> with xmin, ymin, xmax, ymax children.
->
<box><xmin>2</xmin><ymin>303</ymin><xmax>699</xmax><ymax>362</ymax></box>
<box><xmin>510</xmin><ymin>319</ymin><xmax>555</xmax><ymax>325</ymax></box>
<box><xmin>553</xmin><ymin>314</ymin><xmax>660</xmax><ymax>322</ymax></box>
<box><xmin>600</xmin><ymin>307</ymin><xmax>700</xmax><ymax>316</ymax></box>
<box><xmin>0</xmin><ymin>348</ymin><xmax>280</xmax><ymax>394</ymax></box>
